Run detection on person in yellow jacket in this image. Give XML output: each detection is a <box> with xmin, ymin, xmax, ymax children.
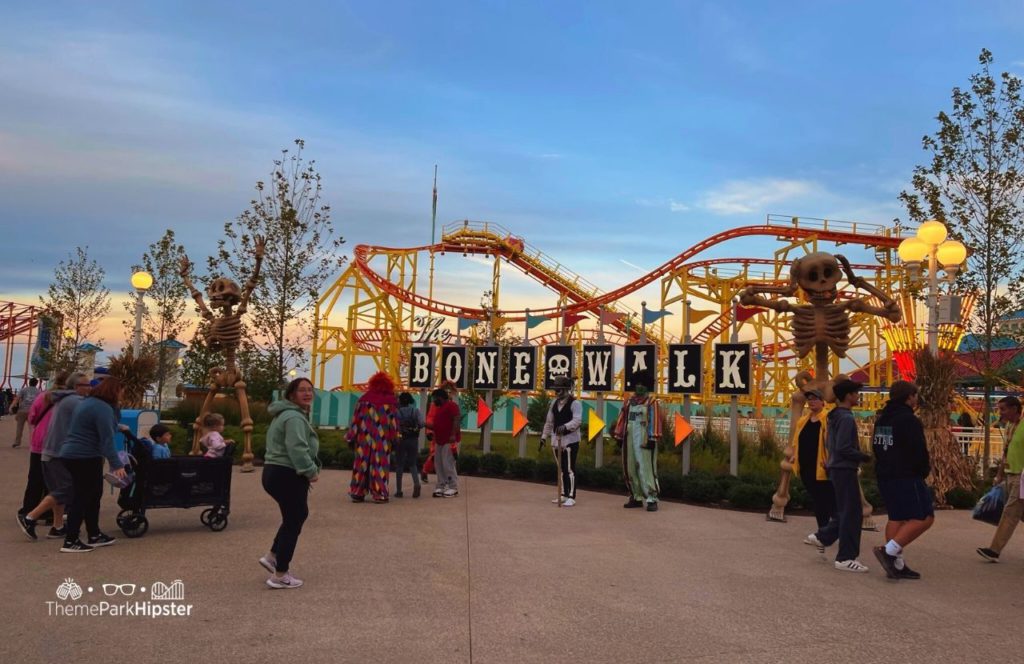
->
<box><xmin>790</xmin><ymin>388</ymin><xmax>835</xmax><ymax>538</ymax></box>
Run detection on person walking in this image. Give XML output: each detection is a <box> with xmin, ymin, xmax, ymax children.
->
<box><xmin>56</xmin><ymin>376</ymin><xmax>127</xmax><ymax>552</ymax></box>
<box><xmin>871</xmin><ymin>381</ymin><xmax>933</xmax><ymax>579</ymax></box>
<box><xmin>541</xmin><ymin>376</ymin><xmax>582</xmax><ymax>506</ymax></box>
<box><xmin>394</xmin><ymin>392</ymin><xmax>424</xmax><ymax>498</ymax></box>
<box><xmin>978</xmin><ymin>396</ymin><xmax>1024</xmax><ymax>562</ymax></box>
<box><xmin>346</xmin><ymin>372</ymin><xmax>400</xmax><ymax>503</ymax></box>
<box><xmin>807</xmin><ymin>379</ymin><xmax>872</xmax><ymax>573</ymax></box>
<box><xmin>792</xmin><ymin>388</ymin><xmax>835</xmax><ymax>534</ymax></box>
<box><xmin>11</xmin><ymin>377</ymin><xmax>41</xmax><ymax>447</ymax></box>
<box><xmin>426</xmin><ymin>387</ymin><xmax>461</xmax><ymax>498</ymax></box>
<box><xmin>18</xmin><ymin>373</ymin><xmax>68</xmax><ymax>521</ymax></box>
<box><xmin>260</xmin><ymin>377</ymin><xmax>321</xmax><ymax>589</ymax></box>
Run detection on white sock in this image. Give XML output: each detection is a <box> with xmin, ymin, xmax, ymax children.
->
<box><xmin>885</xmin><ymin>539</ymin><xmax>902</xmax><ymax>557</ymax></box>
<box><xmin>895</xmin><ymin>555</ymin><xmax>906</xmax><ymax>570</ymax></box>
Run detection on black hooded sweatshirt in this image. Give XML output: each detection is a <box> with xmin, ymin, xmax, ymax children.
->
<box><xmin>871</xmin><ymin>401</ymin><xmax>930</xmax><ymax>480</ymax></box>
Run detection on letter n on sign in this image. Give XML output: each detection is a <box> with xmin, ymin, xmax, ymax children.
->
<box><xmin>713</xmin><ymin>343</ymin><xmax>751</xmax><ymax>395</ymax></box>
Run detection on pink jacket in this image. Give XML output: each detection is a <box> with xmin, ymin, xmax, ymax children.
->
<box><xmin>27</xmin><ymin>393</ymin><xmax>56</xmax><ymax>454</ymax></box>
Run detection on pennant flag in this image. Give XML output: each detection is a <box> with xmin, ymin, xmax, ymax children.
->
<box><xmin>736</xmin><ymin>306</ymin><xmax>766</xmax><ymax>323</ymax></box>
<box><xmin>476</xmin><ymin>396</ymin><xmax>493</xmax><ymax>428</ymax></box>
<box><xmin>688</xmin><ymin>308</ymin><xmax>717</xmax><ymax>324</ymax></box>
<box><xmin>600</xmin><ymin>309</ymin><xmax>627</xmax><ymax>325</ymax></box>
<box><xmin>526</xmin><ymin>312</ymin><xmax>548</xmax><ymax>329</ymax></box>
<box><xmin>564</xmin><ymin>312</ymin><xmax>587</xmax><ymax>328</ymax></box>
<box><xmin>512</xmin><ymin>406</ymin><xmax>528</xmax><ymax>436</ymax></box>
<box><xmin>458</xmin><ymin>316</ymin><xmax>480</xmax><ymax>330</ymax></box>
<box><xmin>492</xmin><ymin>315</ymin><xmax>510</xmax><ymax>328</ymax></box>
<box><xmin>642</xmin><ymin>308</ymin><xmax>673</xmax><ymax>325</ymax></box>
<box><xmin>587</xmin><ymin>407</ymin><xmax>605</xmax><ymax>442</ymax></box>
<box><xmin>674</xmin><ymin>412</ymin><xmax>694</xmax><ymax>447</ymax></box>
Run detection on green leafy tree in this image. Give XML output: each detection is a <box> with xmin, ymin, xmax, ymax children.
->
<box><xmin>212</xmin><ymin>139</ymin><xmax>345</xmax><ymax>386</ymax></box>
<box><xmin>527</xmin><ymin>392</ymin><xmax>552</xmax><ymax>434</ymax></box>
<box><xmin>899</xmin><ymin>48</ymin><xmax>1024</xmax><ymax>469</ymax></box>
<box><xmin>180</xmin><ymin>323</ymin><xmax>221</xmax><ymax>387</ymax></box>
<box><xmin>39</xmin><ymin>247</ymin><xmax>111</xmax><ymax>377</ymax></box>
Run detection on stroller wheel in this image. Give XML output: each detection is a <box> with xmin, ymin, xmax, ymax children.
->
<box><xmin>207</xmin><ymin>513</ymin><xmax>228</xmax><ymax>532</ymax></box>
<box><xmin>120</xmin><ymin>512</ymin><xmax>149</xmax><ymax>538</ymax></box>
<box><xmin>200</xmin><ymin>508</ymin><xmax>213</xmax><ymax>525</ymax></box>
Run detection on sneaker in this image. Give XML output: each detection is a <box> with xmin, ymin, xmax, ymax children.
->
<box><xmin>421</xmin><ymin>472</ymin><xmax>429</xmax><ymax>482</ymax></box>
<box><xmin>349</xmin><ymin>494</ymin><xmax>365</xmax><ymax>503</ymax></box>
<box><xmin>896</xmin><ymin>561</ymin><xmax>921</xmax><ymax>579</ymax></box>
<box><xmin>806</xmin><ymin>533</ymin><xmax>826</xmax><ymax>558</ymax></box>
<box><xmin>433</xmin><ymin>489</ymin><xmax>445</xmax><ymax>498</ymax></box>
<box><xmin>17</xmin><ymin>513</ymin><xmax>37</xmax><ymax>541</ymax></box>
<box><xmin>623</xmin><ymin>498</ymin><xmax>643</xmax><ymax>509</ymax></box>
<box><xmin>977</xmin><ymin>547</ymin><xmax>1000</xmax><ymax>562</ymax></box>
<box><xmin>372</xmin><ymin>498</ymin><xmax>389</xmax><ymax>504</ymax></box>
<box><xmin>873</xmin><ymin>546</ymin><xmax>900</xmax><ymax>579</ymax></box>
<box><xmin>12</xmin><ymin>442</ymin><xmax>21</xmax><ymax>448</ymax></box>
<box><xmin>413</xmin><ymin>486</ymin><xmax>421</xmax><ymax>498</ymax></box>
<box><xmin>563</xmin><ymin>498</ymin><xmax>576</xmax><ymax>507</ymax></box>
<box><xmin>394</xmin><ymin>491</ymin><xmax>404</xmax><ymax>498</ymax></box>
<box><xmin>646</xmin><ymin>502</ymin><xmax>659</xmax><ymax>512</ymax></box>
<box><xmin>60</xmin><ymin>539</ymin><xmax>94</xmax><ymax>553</ymax></box>
<box><xmin>87</xmin><ymin>533</ymin><xmax>117</xmax><ymax>548</ymax></box>
<box><xmin>266</xmin><ymin>573</ymin><xmax>303</xmax><ymax>589</ymax></box>
<box><xmin>834</xmin><ymin>559</ymin><xmax>869</xmax><ymax>573</ymax></box>
<box><xmin>443</xmin><ymin>488</ymin><xmax>458</xmax><ymax>497</ymax></box>
<box><xmin>258</xmin><ymin>555</ymin><xmax>276</xmax><ymax>574</ymax></box>
<box><xmin>47</xmin><ymin>527</ymin><xmax>66</xmax><ymax>539</ymax></box>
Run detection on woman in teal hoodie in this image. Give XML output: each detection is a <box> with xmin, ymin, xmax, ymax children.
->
<box><xmin>259</xmin><ymin>377</ymin><xmax>320</xmax><ymax>589</ymax></box>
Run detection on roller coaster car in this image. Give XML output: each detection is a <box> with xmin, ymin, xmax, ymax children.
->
<box><xmin>504</xmin><ymin>235</ymin><xmax>525</xmax><ymax>253</ymax></box>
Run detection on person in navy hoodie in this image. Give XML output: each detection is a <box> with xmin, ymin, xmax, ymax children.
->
<box><xmin>871</xmin><ymin>380</ymin><xmax>933</xmax><ymax>579</ymax></box>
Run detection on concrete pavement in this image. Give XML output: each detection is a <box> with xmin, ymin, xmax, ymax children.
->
<box><xmin>1</xmin><ymin>415</ymin><xmax>1022</xmax><ymax>664</ymax></box>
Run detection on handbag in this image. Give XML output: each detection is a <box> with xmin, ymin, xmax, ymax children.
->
<box><xmin>972</xmin><ymin>484</ymin><xmax>1006</xmax><ymax>526</ymax></box>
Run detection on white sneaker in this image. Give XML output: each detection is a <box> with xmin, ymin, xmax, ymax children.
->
<box><xmin>805</xmin><ymin>533</ymin><xmax>826</xmax><ymax>558</ymax></box>
<box><xmin>266</xmin><ymin>573</ymin><xmax>304</xmax><ymax>589</ymax></box>
<box><xmin>443</xmin><ymin>488</ymin><xmax>458</xmax><ymax>497</ymax></box>
<box><xmin>562</xmin><ymin>498</ymin><xmax>575</xmax><ymax>507</ymax></box>
<box><xmin>834</xmin><ymin>559</ymin><xmax>869</xmax><ymax>573</ymax></box>
<box><xmin>551</xmin><ymin>498</ymin><xmax>561</xmax><ymax>504</ymax></box>
<box><xmin>258</xmin><ymin>555</ymin><xmax>276</xmax><ymax>574</ymax></box>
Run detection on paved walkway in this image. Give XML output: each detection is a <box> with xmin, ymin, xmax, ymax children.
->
<box><xmin>1</xmin><ymin>415</ymin><xmax>1022</xmax><ymax>664</ymax></box>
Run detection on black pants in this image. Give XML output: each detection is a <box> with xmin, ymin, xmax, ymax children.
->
<box><xmin>394</xmin><ymin>438</ymin><xmax>421</xmax><ymax>493</ymax></box>
<box><xmin>21</xmin><ymin>452</ymin><xmax>48</xmax><ymax>514</ymax></box>
<box><xmin>814</xmin><ymin>468</ymin><xmax>862</xmax><ymax>562</ymax></box>
<box><xmin>262</xmin><ymin>464</ymin><xmax>310</xmax><ymax>573</ymax></box>
<box><xmin>801</xmin><ymin>473</ymin><xmax>836</xmax><ymax>529</ymax></box>
<box><xmin>560</xmin><ymin>443</ymin><xmax>579</xmax><ymax>499</ymax></box>
<box><xmin>63</xmin><ymin>457</ymin><xmax>104</xmax><ymax>541</ymax></box>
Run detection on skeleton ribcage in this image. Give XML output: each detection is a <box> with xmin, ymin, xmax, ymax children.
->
<box><xmin>209</xmin><ymin>316</ymin><xmax>242</xmax><ymax>351</ymax></box>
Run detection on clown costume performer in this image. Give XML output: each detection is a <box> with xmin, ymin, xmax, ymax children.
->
<box><xmin>346</xmin><ymin>372</ymin><xmax>400</xmax><ymax>503</ymax></box>
<box><xmin>613</xmin><ymin>385</ymin><xmax>662</xmax><ymax>512</ymax></box>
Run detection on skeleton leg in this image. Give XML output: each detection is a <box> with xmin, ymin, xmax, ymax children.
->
<box><xmin>858</xmin><ymin>468</ymin><xmax>878</xmax><ymax>531</ymax></box>
<box><xmin>192</xmin><ymin>377</ymin><xmax>220</xmax><ymax>456</ymax></box>
<box><xmin>234</xmin><ymin>377</ymin><xmax>255</xmax><ymax>472</ymax></box>
<box><xmin>768</xmin><ymin>390</ymin><xmax>805</xmax><ymax>522</ymax></box>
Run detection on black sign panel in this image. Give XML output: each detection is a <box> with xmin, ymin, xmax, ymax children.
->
<box><xmin>473</xmin><ymin>345</ymin><xmax>501</xmax><ymax>390</ymax></box>
<box><xmin>624</xmin><ymin>344</ymin><xmax>657</xmax><ymax>392</ymax></box>
<box><xmin>543</xmin><ymin>345</ymin><xmax>575</xmax><ymax>390</ymax></box>
<box><xmin>507</xmin><ymin>346</ymin><xmax>536</xmax><ymax>391</ymax></box>
<box><xmin>582</xmin><ymin>344</ymin><xmax>614</xmax><ymax>392</ymax></box>
<box><xmin>713</xmin><ymin>343</ymin><xmax>752</xmax><ymax>395</ymax></box>
<box><xmin>440</xmin><ymin>346</ymin><xmax>468</xmax><ymax>389</ymax></box>
<box><xmin>408</xmin><ymin>346</ymin><xmax>436</xmax><ymax>389</ymax></box>
<box><xmin>666</xmin><ymin>343</ymin><xmax>702</xmax><ymax>394</ymax></box>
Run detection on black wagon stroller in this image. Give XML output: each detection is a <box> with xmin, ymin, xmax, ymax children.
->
<box><xmin>115</xmin><ymin>430</ymin><xmax>234</xmax><ymax>538</ymax></box>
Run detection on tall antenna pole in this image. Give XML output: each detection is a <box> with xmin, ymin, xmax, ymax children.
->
<box><xmin>428</xmin><ymin>165</ymin><xmax>438</xmax><ymax>302</ymax></box>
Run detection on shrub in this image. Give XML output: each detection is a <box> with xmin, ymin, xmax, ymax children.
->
<box><xmin>573</xmin><ymin>464</ymin><xmax>593</xmax><ymax>488</ymax></box>
<box><xmin>335</xmin><ymin>448</ymin><xmax>355</xmax><ymax>470</ymax></box>
<box><xmin>458</xmin><ymin>454</ymin><xmax>479</xmax><ymax>474</ymax></box>
<box><xmin>479</xmin><ymin>453</ymin><xmax>508</xmax><ymax>476</ymax></box>
<box><xmin>788</xmin><ymin>478</ymin><xmax>807</xmax><ymax>510</ymax></box>
<box><xmin>944</xmin><ymin>486</ymin><xmax>978</xmax><ymax>510</ymax></box>
<box><xmin>534</xmin><ymin>460</ymin><xmax>558</xmax><ymax>482</ymax></box>
<box><xmin>715</xmin><ymin>474</ymin><xmax>741</xmax><ymax>496</ymax></box>
<box><xmin>591</xmin><ymin>466</ymin><xmax>622</xmax><ymax>489</ymax></box>
<box><xmin>659</xmin><ymin>474</ymin><xmax>684</xmax><ymax>500</ymax></box>
<box><xmin>862</xmin><ymin>479</ymin><xmax>883</xmax><ymax>509</ymax></box>
<box><xmin>317</xmin><ymin>448</ymin><xmax>335</xmax><ymax>467</ymax></box>
<box><xmin>726</xmin><ymin>482</ymin><xmax>775</xmax><ymax>510</ymax></box>
<box><xmin>738</xmin><ymin>454</ymin><xmax>781</xmax><ymax>484</ymax></box>
<box><xmin>681</xmin><ymin>476</ymin><xmax>723</xmax><ymax>503</ymax></box>
<box><xmin>505</xmin><ymin>457</ymin><xmax>533</xmax><ymax>479</ymax></box>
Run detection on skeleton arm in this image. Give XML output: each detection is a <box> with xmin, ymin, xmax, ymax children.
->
<box><xmin>835</xmin><ymin>255</ymin><xmax>902</xmax><ymax>322</ymax></box>
<box><xmin>179</xmin><ymin>255</ymin><xmax>214</xmax><ymax>322</ymax></box>
<box><xmin>739</xmin><ymin>283</ymin><xmax>799</xmax><ymax>313</ymax></box>
<box><xmin>237</xmin><ymin>235</ymin><xmax>265</xmax><ymax>316</ymax></box>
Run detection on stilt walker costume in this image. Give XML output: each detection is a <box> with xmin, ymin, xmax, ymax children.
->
<box><xmin>346</xmin><ymin>372</ymin><xmax>400</xmax><ymax>503</ymax></box>
<box><xmin>613</xmin><ymin>385</ymin><xmax>662</xmax><ymax>512</ymax></box>
<box><xmin>541</xmin><ymin>376</ymin><xmax>582</xmax><ymax>506</ymax></box>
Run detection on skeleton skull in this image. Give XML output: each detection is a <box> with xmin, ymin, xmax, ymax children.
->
<box><xmin>207</xmin><ymin>277</ymin><xmax>242</xmax><ymax>308</ymax></box>
<box><xmin>793</xmin><ymin>252</ymin><xmax>841</xmax><ymax>306</ymax></box>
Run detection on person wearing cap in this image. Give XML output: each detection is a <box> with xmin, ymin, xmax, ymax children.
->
<box><xmin>541</xmin><ymin>375</ymin><xmax>582</xmax><ymax>506</ymax></box>
<box><xmin>807</xmin><ymin>378</ymin><xmax>873</xmax><ymax>573</ymax></box>
<box><xmin>791</xmin><ymin>388</ymin><xmax>834</xmax><ymax>533</ymax></box>
<box><xmin>613</xmin><ymin>384</ymin><xmax>663</xmax><ymax>512</ymax></box>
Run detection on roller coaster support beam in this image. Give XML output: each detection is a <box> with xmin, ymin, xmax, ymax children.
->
<box><xmin>682</xmin><ymin>301</ymin><xmax>692</xmax><ymax>476</ymax></box>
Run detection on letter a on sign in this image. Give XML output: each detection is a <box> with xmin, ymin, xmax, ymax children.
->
<box><xmin>440</xmin><ymin>346</ymin><xmax>468</xmax><ymax>389</ymax></box>
<box><xmin>713</xmin><ymin>343</ymin><xmax>751</xmax><ymax>395</ymax></box>
<box><xmin>624</xmin><ymin>344</ymin><xmax>656</xmax><ymax>392</ymax></box>
<box><xmin>408</xmin><ymin>347</ymin><xmax>435</xmax><ymax>389</ymax></box>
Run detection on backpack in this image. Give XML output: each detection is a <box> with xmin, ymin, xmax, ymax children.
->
<box><xmin>399</xmin><ymin>406</ymin><xmax>421</xmax><ymax>438</ymax></box>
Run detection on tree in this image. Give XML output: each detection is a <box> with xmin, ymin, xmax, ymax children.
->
<box><xmin>107</xmin><ymin>349</ymin><xmax>158</xmax><ymax>409</ymax></box>
<box><xmin>456</xmin><ymin>290</ymin><xmax>522</xmax><ymax>424</ymax></box>
<box><xmin>39</xmin><ymin>247</ymin><xmax>111</xmax><ymax>377</ymax></box>
<box><xmin>212</xmin><ymin>139</ymin><xmax>345</xmax><ymax>386</ymax></box>
<box><xmin>527</xmin><ymin>391</ymin><xmax>552</xmax><ymax>435</ymax></box>
<box><xmin>123</xmin><ymin>230</ymin><xmax>190</xmax><ymax>410</ymax></box>
<box><xmin>899</xmin><ymin>48</ymin><xmax>1024</xmax><ymax>471</ymax></box>
<box><xmin>180</xmin><ymin>324</ymin><xmax>221</xmax><ymax>387</ymax></box>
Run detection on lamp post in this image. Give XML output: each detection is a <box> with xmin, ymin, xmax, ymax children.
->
<box><xmin>130</xmin><ymin>270</ymin><xmax>153</xmax><ymax>357</ymax></box>
<box><xmin>897</xmin><ymin>220</ymin><xmax>968</xmax><ymax>354</ymax></box>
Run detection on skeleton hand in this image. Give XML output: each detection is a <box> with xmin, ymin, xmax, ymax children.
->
<box><xmin>253</xmin><ymin>235</ymin><xmax>266</xmax><ymax>259</ymax></box>
<box><xmin>836</xmin><ymin>255</ymin><xmax>863</xmax><ymax>287</ymax></box>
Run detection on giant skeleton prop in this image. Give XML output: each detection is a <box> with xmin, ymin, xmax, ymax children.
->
<box><xmin>740</xmin><ymin>252</ymin><xmax>901</xmax><ymax>524</ymax></box>
<box><xmin>179</xmin><ymin>236</ymin><xmax>265</xmax><ymax>471</ymax></box>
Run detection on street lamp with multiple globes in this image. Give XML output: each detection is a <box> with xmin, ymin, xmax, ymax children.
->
<box><xmin>130</xmin><ymin>270</ymin><xmax>153</xmax><ymax>356</ymax></box>
<box><xmin>897</xmin><ymin>220</ymin><xmax>968</xmax><ymax>353</ymax></box>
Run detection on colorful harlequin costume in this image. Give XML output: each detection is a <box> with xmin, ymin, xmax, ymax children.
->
<box><xmin>613</xmin><ymin>390</ymin><xmax>662</xmax><ymax>508</ymax></box>
<box><xmin>346</xmin><ymin>372</ymin><xmax>400</xmax><ymax>503</ymax></box>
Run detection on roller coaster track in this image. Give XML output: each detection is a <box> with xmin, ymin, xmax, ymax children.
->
<box><xmin>352</xmin><ymin>219</ymin><xmax>902</xmax><ymax>336</ymax></box>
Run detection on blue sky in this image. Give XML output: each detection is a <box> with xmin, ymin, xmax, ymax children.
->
<box><xmin>1</xmin><ymin>1</ymin><xmax>1023</xmax><ymax>352</ymax></box>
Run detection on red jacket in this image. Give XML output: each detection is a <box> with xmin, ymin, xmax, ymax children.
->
<box><xmin>428</xmin><ymin>400</ymin><xmax>461</xmax><ymax>446</ymax></box>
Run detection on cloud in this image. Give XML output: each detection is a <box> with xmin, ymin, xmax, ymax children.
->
<box><xmin>699</xmin><ymin>178</ymin><xmax>818</xmax><ymax>215</ymax></box>
<box><xmin>669</xmin><ymin>199</ymin><xmax>690</xmax><ymax>212</ymax></box>
<box><xmin>634</xmin><ymin>197</ymin><xmax>690</xmax><ymax>213</ymax></box>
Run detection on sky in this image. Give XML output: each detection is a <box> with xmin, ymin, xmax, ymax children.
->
<box><xmin>1</xmin><ymin>1</ymin><xmax>1023</xmax><ymax>376</ymax></box>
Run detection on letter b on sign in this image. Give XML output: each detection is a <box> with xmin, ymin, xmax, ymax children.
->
<box><xmin>713</xmin><ymin>343</ymin><xmax>751</xmax><ymax>395</ymax></box>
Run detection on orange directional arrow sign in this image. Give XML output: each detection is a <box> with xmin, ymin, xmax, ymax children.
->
<box><xmin>476</xmin><ymin>396</ymin><xmax>493</xmax><ymax>428</ymax></box>
<box><xmin>674</xmin><ymin>412</ymin><xmax>694</xmax><ymax>447</ymax></box>
<box><xmin>512</xmin><ymin>406</ymin><xmax>528</xmax><ymax>436</ymax></box>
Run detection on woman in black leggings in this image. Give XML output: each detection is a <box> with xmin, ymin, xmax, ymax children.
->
<box><xmin>259</xmin><ymin>378</ymin><xmax>321</xmax><ymax>589</ymax></box>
